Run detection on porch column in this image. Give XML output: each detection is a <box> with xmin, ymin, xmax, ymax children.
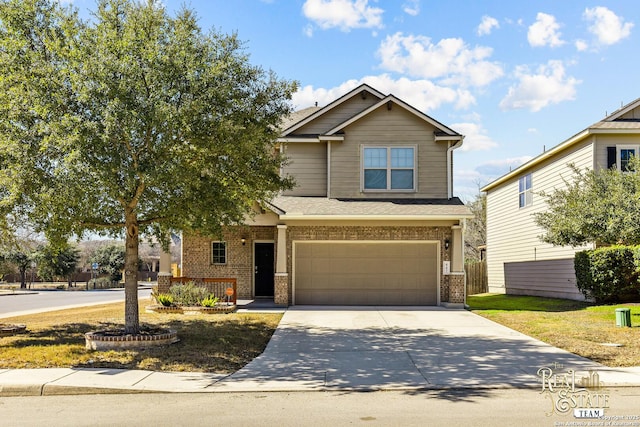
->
<box><xmin>451</xmin><ymin>225</ymin><xmax>463</xmax><ymax>272</ymax></box>
<box><xmin>157</xmin><ymin>245</ymin><xmax>173</xmax><ymax>293</ymax></box>
<box><xmin>446</xmin><ymin>225</ymin><xmax>465</xmax><ymax>306</ymax></box>
<box><xmin>274</xmin><ymin>224</ymin><xmax>289</xmax><ymax>305</ymax></box>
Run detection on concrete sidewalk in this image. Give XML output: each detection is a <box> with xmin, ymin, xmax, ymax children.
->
<box><xmin>2</xmin><ymin>307</ymin><xmax>640</xmax><ymax>396</ymax></box>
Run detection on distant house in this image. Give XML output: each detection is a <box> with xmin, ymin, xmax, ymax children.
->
<box><xmin>481</xmin><ymin>98</ymin><xmax>640</xmax><ymax>300</ymax></box>
<box><xmin>169</xmin><ymin>84</ymin><xmax>472</xmax><ymax>306</ymax></box>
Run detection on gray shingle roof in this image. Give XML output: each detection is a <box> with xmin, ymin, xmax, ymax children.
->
<box><xmin>268</xmin><ymin>195</ymin><xmax>472</xmax><ymax>218</ymax></box>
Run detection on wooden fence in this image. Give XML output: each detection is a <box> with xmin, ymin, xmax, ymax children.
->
<box><xmin>465</xmin><ymin>261</ymin><xmax>487</xmax><ymax>295</ymax></box>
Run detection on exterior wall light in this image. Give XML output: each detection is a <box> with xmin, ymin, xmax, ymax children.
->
<box><xmin>444</xmin><ymin>239</ymin><xmax>450</xmax><ymax>250</ymax></box>
<box><xmin>241</xmin><ymin>237</ymin><xmax>246</xmax><ymax>246</ymax></box>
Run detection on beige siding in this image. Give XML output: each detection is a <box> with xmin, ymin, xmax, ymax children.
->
<box><xmin>619</xmin><ymin>106</ymin><xmax>640</xmax><ymax>120</ymax></box>
<box><xmin>282</xmin><ymin>142</ymin><xmax>327</xmax><ymax>196</ymax></box>
<box><xmin>329</xmin><ymin>106</ymin><xmax>448</xmax><ymax>199</ymax></box>
<box><xmin>486</xmin><ymin>140</ymin><xmax>594</xmax><ymax>295</ymax></box>
<box><xmin>504</xmin><ymin>259</ymin><xmax>585</xmax><ymax>300</ymax></box>
<box><xmin>296</xmin><ymin>95</ymin><xmax>381</xmax><ymax>135</ymax></box>
<box><xmin>594</xmin><ymin>134</ymin><xmax>640</xmax><ymax>169</ymax></box>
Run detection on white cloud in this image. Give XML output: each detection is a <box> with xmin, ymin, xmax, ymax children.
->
<box><xmin>450</xmin><ymin>121</ymin><xmax>499</xmax><ymax>152</ymax></box>
<box><xmin>584</xmin><ymin>6</ymin><xmax>633</xmax><ymax>46</ymax></box>
<box><xmin>402</xmin><ymin>0</ymin><xmax>420</xmax><ymax>16</ymax></box>
<box><xmin>303</xmin><ymin>24</ymin><xmax>314</xmax><ymax>37</ymax></box>
<box><xmin>575</xmin><ymin>39</ymin><xmax>588</xmax><ymax>51</ymax></box>
<box><xmin>302</xmin><ymin>0</ymin><xmax>384</xmax><ymax>32</ymax></box>
<box><xmin>527</xmin><ymin>12</ymin><xmax>565</xmax><ymax>47</ymax></box>
<box><xmin>477</xmin><ymin>16</ymin><xmax>499</xmax><ymax>36</ymax></box>
<box><xmin>377</xmin><ymin>32</ymin><xmax>503</xmax><ymax>87</ymax></box>
<box><xmin>499</xmin><ymin>60</ymin><xmax>580</xmax><ymax>112</ymax></box>
<box><xmin>476</xmin><ymin>156</ymin><xmax>533</xmax><ymax>179</ymax></box>
<box><xmin>292</xmin><ymin>74</ymin><xmax>476</xmax><ymax>112</ymax></box>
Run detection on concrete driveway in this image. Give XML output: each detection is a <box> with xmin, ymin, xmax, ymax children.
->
<box><xmin>214</xmin><ymin>306</ymin><xmax>614</xmax><ymax>392</ymax></box>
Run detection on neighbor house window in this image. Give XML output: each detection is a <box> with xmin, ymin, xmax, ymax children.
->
<box><xmin>211</xmin><ymin>242</ymin><xmax>226</xmax><ymax>264</ymax></box>
<box><xmin>518</xmin><ymin>174</ymin><xmax>532</xmax><ymax>208</ymax></box>
<box><xmin>617</xmin><ymin>146</ymin><xmax>638</xmax><ymax>172</ymax></box>
<box><xmin>363</xmin><ymin>146</ymin><xmax>415</xmax><ymax>191</ymax></box>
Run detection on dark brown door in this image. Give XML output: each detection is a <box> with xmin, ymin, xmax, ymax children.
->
<box><xmin>254</xmin><ymin>242</ymin><xmax>274</xmax><ymax>297</ymax></box>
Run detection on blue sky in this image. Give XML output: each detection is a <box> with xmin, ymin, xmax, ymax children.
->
<box><xmin>71</xmin><ymin>0</ymin><xmax>639</xmax><ymax>200</ymax></box>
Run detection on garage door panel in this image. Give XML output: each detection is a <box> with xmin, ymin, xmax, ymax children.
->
<box><xmin>294</xmin><ymin>242</ymin><xmax>438</xmax><ymax>305</ymax></box>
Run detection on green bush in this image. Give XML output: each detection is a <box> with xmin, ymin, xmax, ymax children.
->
<box><xmin>201</xmin><ymin>296</ymin><xmax>219</xmax><ymax>307</ymax></box>
<box><xmin>154</xmin><ymin>293</ymin><xmax>174</xmax><ymax>307</ymax></box>
<box><xmin>169</xmin><ymin>282</ymin><xmax>212</xmax><ymax>306</ymax></box>
<box><xmin>574</xmin><ymin>246</ymin><xmax>640</xmax><ymax>303</ymax></box>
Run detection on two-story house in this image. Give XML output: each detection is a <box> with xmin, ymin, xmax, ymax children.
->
<box><xmin>178</xmin><ymin>84</ymin><xmax>472</xmax><ymax>306</ymax></box>
<box><xmin>482</xmin><ymin>97</ymin><xmax>640</xmax><ymax>300</ymax></box>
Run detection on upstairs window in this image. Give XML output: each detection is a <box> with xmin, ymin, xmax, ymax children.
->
<box><xmin>618</xmin><ymin>146</ymin><xmax>638</xmax><ymax>172</ymax></box>
<box><xmin>211</xmin><ymin>242</ymin><xmax>227</xmax><ymax>264</ymax></box>
<box><xmin>363</xmin><ymin>147</ymin><xmax>415</xmax><ymax>191</ymax></box>
<box><xmin>519</xmin><ymin>174</ymin><xmax>532</xmax><ymax>208</ymax></box>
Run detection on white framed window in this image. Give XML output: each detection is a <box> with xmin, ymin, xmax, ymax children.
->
<box><xmin>211</xmin><ymin>242</ymin><xmax>227</xmax><ymax>264</ymax></box>
<box><xmin>362</xmin><ymin>146</ymin><xmax>416</xmax><ymax>191</ymax></box>
<box><xmin>518</xmin><ymin>174</ymin><xmax>532</xmax><ymax>208</ymax></box>
<box><xmin>617</xmin><ymin>145</ymin><xmax>639</xmax><ymax>172</ymax></box>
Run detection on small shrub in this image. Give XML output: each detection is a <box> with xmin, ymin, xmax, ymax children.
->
<box><xmin>201</xmin><ymin>296</ymin><xmax>219</xmax><ymax>307</ymax></box>
<box><xmin>155</xmin><ymin>293</ymin><xmax>174</xmax><ymax>307</ymax></box>
<box><xmin>169</xmin><ymin>282</ymin><xmax>211</xmax><ymax>306</ymax></box>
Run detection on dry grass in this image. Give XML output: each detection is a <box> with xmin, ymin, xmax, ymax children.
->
<box><xmin>468</xmin><ymin>293</ymin><xmax>640</xmax><ymax>367</ymax></box>
<box><xmin>0</xmin><ymin>299</ymin><xmax>282</xmax><ymax>373</ymax></box>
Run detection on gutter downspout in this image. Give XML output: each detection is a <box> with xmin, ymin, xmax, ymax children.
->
<box><xmin>446</xmin><ymin>137</ymin><xmax>464</xmax><ymax>199</ymax></box>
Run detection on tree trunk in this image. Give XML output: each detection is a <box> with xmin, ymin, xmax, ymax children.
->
<box><xmin>124</xmin><ymin>210</ymin><xmax>140</xmax><ymax>335</ymax></box>
<box><xmin>19</xmin><ymin>269</ymin><xmax>26</xmax><ymax>289</ymax></box>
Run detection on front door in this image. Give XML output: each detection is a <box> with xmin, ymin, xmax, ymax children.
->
<box><xmin>254</xmin><ymin>242</ymin><xmax>274</xmax><ymax>297</ymax></box>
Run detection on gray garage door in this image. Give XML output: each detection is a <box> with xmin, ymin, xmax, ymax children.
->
<box><xmin>294</xmin><ymin>242</ymin><xmax>438</xmax><ymax>305</ymax></box>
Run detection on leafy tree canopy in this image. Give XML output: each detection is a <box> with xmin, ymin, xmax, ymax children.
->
<box><xmin>0</xmin><ymin>0</ymin><xmax>296</xmax><ymax>333</ymax></box>
<box><xmin>534</xmin><ymin>157</ymin><xmax>640</xmax><ymax>247</ymax></box>
<box><xmin>90</xmin><ymin>244</ymin><xmax>125</xmax><ymax>282</ymax></box>
<box><xmin>34</xmin><ymin>243</ymin><xmax>80</xmax><ymax>284</ymax></box>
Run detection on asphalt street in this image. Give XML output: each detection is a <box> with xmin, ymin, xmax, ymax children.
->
<box><xmin>1</xmin><ymin>389</ymin><xmax>640</xmax><ymax>427</ymax></box>
<box><xmin>0</xmin><ymin>287</ymin><xmax>153</xmax><ymax>319</ymax></box>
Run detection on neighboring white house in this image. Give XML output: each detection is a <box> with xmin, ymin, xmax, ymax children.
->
<box><xmin>481</xmin><ymin>98</ymin><xmax>640</xmax><ymax>300</ymax></box>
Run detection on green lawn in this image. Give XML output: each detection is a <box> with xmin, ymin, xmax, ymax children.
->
<box><xmin>468</xmin><ymin>293</ymin><xmax>640</xmax><ymax>367</ymax></box>
<box><xmin>0</xmin><ymin>299</ymin><xmax>282</xmax><ymax>373</ymax></box>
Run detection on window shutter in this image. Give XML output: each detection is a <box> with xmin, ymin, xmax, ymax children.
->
<box><xmin>607</xmin><ymin>147</ymin><xmax>617</xmax><ymax>169</ymax></box>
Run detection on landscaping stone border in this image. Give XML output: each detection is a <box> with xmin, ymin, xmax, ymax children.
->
<box><xmin>145</xmin><ymin>305</ymin><xmax>237</xmax><ymax>314</ymax></box>
<box><xmin>85</xmin><ymin>329</ymin><xmax>179</xmax><ymax>350</ymax></box>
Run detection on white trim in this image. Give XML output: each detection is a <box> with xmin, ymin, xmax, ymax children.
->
<box><xmin>291</xmin><ymin>240</ymin><xmax>441</xmax><ymax>306</ymax></box>
<box><xmin>605</xmin><ymin>97</ymin><xmax>640</xmax><ymax>121</ymax></box>
<box><xmin>361</xmin><ymin>145</ymin><xmax>417</xmax><ymax>193</ymax></box>
<box><xmin>277</xmin><ymin>137</ymin><xmax>322</xmax><ymax>143</ymax></box>
<box><xmin>325</xmin><ymin>95</ymin><xmax>461</xmax><ymax>137</ymax></box>
<box><xmin>327</xmin><ymin>141</ymin><xmax>331</xmax><ymax>198</ymax></box>
<box><xmin>280</xmin><ymin>214</ymin><xmax>474</xmax><ymax>221</ymax></box>
<box><xmin>616</xmin><ymin>145</ymin><xmax>640</xmax><ymax>172</ymax></box>
<box><xmin>282</xmin><ymin>84</ymin><xmax>385</xmax><ymax>135</ymax></box>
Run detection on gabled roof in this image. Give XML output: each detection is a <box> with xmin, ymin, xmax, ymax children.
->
<box><xmin>325</xmin><ymin>94</ymin><xmax>462</xmax><ymax>138</ymax></box>
<box><xmin>281</xmin><ymin>83</ymin><xmax>463</xmax><ymax>142</ymax></box>
<box><xmin>482</xmin><ymin>97</ymin><xmax>640</xmax><ymax>193</ymax></box>
<box><xmin>282</xmin><ymin>84</ymin><xmax>385</xmax><ymax>135</ymax></box>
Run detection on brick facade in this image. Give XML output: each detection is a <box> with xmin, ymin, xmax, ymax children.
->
<box><xmin>182</xmin><ymin>226</ymin><xmax>276</xmax><ymax>299</ymax></box>
<box><xmin>181</xmin><ymin>224</ymin><xmax>464</xmax><ymax>306</ymax></box>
